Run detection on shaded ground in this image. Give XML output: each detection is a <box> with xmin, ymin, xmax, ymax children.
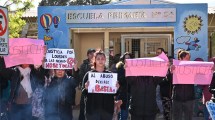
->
<box><xmin>72</xmin><ymin>106</ymin><xmax>204</xmax><ymax>120</ymax></box>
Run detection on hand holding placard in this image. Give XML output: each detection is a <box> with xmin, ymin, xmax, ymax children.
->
<box><xmin>85</xmin><ymin>81</ymin><xmax>89</xmax><ymax>90</ymax></box>
<box><xmin>173</xmin><ymin>60</ymin><xmax>214</xmax><ymax>84</ymax></box>
<box><xmin>44</xmin><ymin>48</ymin><xmax>75</xmax><ymax>69</ymax></box>
<box><xmin>170</xmin><ymin>65</ymin><xmax>175</xmax><ymax>73</ymax></box>
<box><xmin>88</xmin><ymin>72</ymin><xmax>117</xmax><ymax>94</ymax></box>
<box><xmin>73</xmin><ymin>59</ymin><xmax>78</xmax><ymax>71</ymax></box>
<box><xmin>125</xmin><ymin>52</ymin><xmax>169</xmax><ymax>77</ymax></box>
<box><xmin>116</xmin><ymin>82</ymin><xmax>120</xmax><ymax>90</ymax></box>
<box><xmin>4</xmin><ymin>38</ymin><xmax>45</xmax><ymax>67</ymax></box>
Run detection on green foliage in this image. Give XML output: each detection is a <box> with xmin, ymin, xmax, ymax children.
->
<box><xmin>8</xmin><ymin>11</ymin><xmax>26</xmax><ymax>38</ymax></box>
<box><xmin>2</xmin><ymin>0</ymin><xmax>34</xmax><ymax>38</ymax></box>
<box><xmin>39</xmin><ymin>0</ymin><xmax>71</xmax><ymax>6</ymax></box>
<box><xmin>211</xmin><ymin>32</ymin><xmax>215</xmax><ymax>57</ymax></box>
<box><xmin>70</xmin><ymin>0</ymin><xmax>111</xmax><ymax>5</ymax></box>
<box><xmin>4</xmin><ymin>0</ymin><xmax>34</xmax><ymax>12</ymax></box>
<box><xmin>39</xmin><ymin>0</ymin><xmax>111</xmax><ymax>6</ymax></box>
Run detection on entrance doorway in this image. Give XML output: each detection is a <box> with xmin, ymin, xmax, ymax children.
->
<box><xmin>121</xmin><ymin>34</ymin><xmax>172</xmax><ymax>58</ymax></box>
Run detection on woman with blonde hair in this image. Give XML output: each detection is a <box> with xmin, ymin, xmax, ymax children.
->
<box><xmin>172</xmin><ymin>50</ymin><xmax>195</xmax><ymax>120</ymax></box>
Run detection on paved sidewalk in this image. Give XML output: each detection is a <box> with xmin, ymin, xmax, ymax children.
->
<box><xmin>72</xmin><ymin>106</ymin><xmax>204</xmax><ymax>120</ymax></box>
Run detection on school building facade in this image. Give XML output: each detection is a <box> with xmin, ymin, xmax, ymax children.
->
<box><xmin>20</xmin><ymin>0</ymin><xmax>215</xmax><ymax>66</ymax></box>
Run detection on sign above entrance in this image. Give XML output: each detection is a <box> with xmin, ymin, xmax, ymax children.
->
<box><xmin>66</xmin><ymin>8</ymin><xmax>176</xmax><ymax>23</ymax></box>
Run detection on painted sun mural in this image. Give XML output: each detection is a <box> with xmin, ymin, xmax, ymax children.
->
<box><xmin>183</xmin><ymin>15</ymin><xmax>203</xmax><ymax>35</ymax></box>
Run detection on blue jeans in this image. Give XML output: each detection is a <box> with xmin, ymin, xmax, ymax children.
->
<box><xmin>156</xmin><ymin>85</ymin><xmax>163</xmax><ymax>113</ymax></box>
<box><xmin>11</xmin><ymin>104</ymin><xmax>32</xmax><ymax>120</ymax></box>
<box><xmin>118</xmin><ymin>109</ymin><xmax>129</xmax><ymax>120</ymax></box>
<box><xmin>204</xmin><ymin>105</ymin><xmax>210</xmax><ymax>120</ymax></box>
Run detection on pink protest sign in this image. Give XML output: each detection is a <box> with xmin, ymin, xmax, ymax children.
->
<box><xmin>173</xmin><ymin>60</ymin><xmax>214</xmax><ymax>85</ymax></box>
<box><xmin>4</xmin><ymin>38</ymin><xmax>45</xmax><ymax>68</ymax></box>
<box><xmin>125</xmin><ymin>52</ymin><xmax>169</xmax><ymax>77</ymax></box>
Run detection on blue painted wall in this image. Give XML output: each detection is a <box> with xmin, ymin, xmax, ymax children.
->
<box><xmin>38</xmin><ymin>4</ymin><xmax>208</xmax><ymax>61</ymax></box>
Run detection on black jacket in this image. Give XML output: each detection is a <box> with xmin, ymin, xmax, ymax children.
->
<box><xmin>79</xmin><ymin>59</ymin><xmax>92</xmax><ymax>85</ymax></box>
<box><xmin>82</xmin><ymin>70</ymin><xmax>116</xmax><ymax>114</ymax></box>
<box><xmin>0</xmin><ymin>73</ymin><xmax>9</xmax><ymax>99</ymax></box>
<box><xmin>172</xmin><ymin>84</ymin><xmax>195</xmax><ymax>101</ymax></box>
<box><xmin>44</xmin><ymin>75</ymin><xmax>78</xmax><ymax>120</ymax></box>
<box><xmin>159</xmin><ymin>70</ymin><xmax>173</xmax><ymax>98</ymax></box>
<box><xmin>128</xmin><ymin>76</ymin><xmax>162</xmax><ymax>116</ymax></box>
<box><xmin>116</xmin><ymin>61</ymin><xmax>130</xmax><ymax>110</ymax></box>
<box><xmin>0</xmin><ymin>65</ymin><xmax>46</xmax><ymax>103</ymax></box>
<box><xmin>209</xmin><ymin>72</ymin><xmax>215</xmax><ymax>94</ymax></box>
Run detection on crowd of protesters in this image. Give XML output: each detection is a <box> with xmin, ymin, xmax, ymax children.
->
<box><xmin>1</xmin><ymin>46</ymin><xmax>215</xmax><ymax>120</ymax></box>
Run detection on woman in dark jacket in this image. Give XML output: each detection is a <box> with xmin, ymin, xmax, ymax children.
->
<box><xmin>159</xmin><ymin>57</ymin><xmax>173</xmax><ymax>120</ymax></box>
<box><xmin>128</xmin><ymin>76</ymin><xmax>162</xmax><ymax>120</ymax></box>
<box><xmin>83</xmin><ymin>50</ymin><xmax>119</xmax><ymax>120</ymax></box>
<box><xmin>209</xmin><ymin>57</ymin><xmax>215</xmax><ymax>100</ymax></box>
<box><xmin>115</xmin><ymin>52</ymin><xmax>132</xmax><ymax>120</ymax></box>
<box><xmin>0</xmin><ymin>62</ymin><xmax>46</xmax><ymax>120</ymax></box>
<box><xmin>209</xmin><ymin>74</ymin><xmax>215</xmax><ymax>100</ymax></box>
<box><xmin>171</xmin><ymin>50</ymin><xmax>195</xmax><ymax>120</ymax></box>
<box><xmin>44</xmin><ymin>64</ymin><xmax>79</xmax><ymax>120</ymax></box>
<box><xmin>78</xmin><ymin>48</ymin><xmax>95</xmax><ymax>120</ymax></box>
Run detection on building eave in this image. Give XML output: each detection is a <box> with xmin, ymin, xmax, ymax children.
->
<box><xmin>22</xmin><ymin>9</ymin><xmax>37</xmax><ymax>18</ymax></box>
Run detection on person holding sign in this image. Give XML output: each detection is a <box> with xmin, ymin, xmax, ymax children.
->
<box><xmin>208</xmin><ymin>57</ymin><xmax>215</xmax><ymax>120</ymax></box>
<box><xmin>209</xmin><ymin>58</ymin><xmax>215</xmax><ymax>100</ymax></box>
<box><xmin>171</xmin><ymin>50</ymin><xmax>195</xmax><ymax>120</ymax></box>
<box><xmin>0</xmin><ymin>63</ymin><xmax>46</xmax><ymax>120</ymax></box>
<box><xmin>127</xmin><ymin>72</ymin><xmax>164</xmax><ymax>120</ymax></box>
<box><xmin>196</xmin><ymin>58</ymin><xmax>213</xmax><ymax>120</ymax></box>
<box><xmin>44</xmin><ymin>62</ymin><xmax>79</xmax><ymax>120</ymax></box>
<box><xmin>82</xmin><ymin>50</ymin><xmax>120</xmax><ymax>120</ymax></box>
<box><xmin>78</xmin><ymin>48</ymin><xmax>96</xmax><ymax>120</ymax></box>
<box><xmin>124</xmin><ymin>50</ymin><xmax>168</xmax><ymax>120</ymax></box>
<box><xmin>155</xmin><ymin>48</ymin><xmax>165</xmax><ymax>118</ymax></box>
<box><xmin>44</xmin><ymin>69</ymin><xmax>77</xmax><ymax>120</ymax></box>
<box><xmin>159</xmin><ymin>56</ymin><xmax>173</xmax><ymax>120</ymax></box>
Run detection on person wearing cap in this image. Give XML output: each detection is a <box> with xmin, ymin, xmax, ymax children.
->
<box><xmin>79</xmin><ymin>48</ymin><xmax>96</xmax><ymax>85</ymax></box>
<box><xmin>78</xmin><ymin>48</ymin><xmax>96</xmax><ymax>120</ymax></box>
